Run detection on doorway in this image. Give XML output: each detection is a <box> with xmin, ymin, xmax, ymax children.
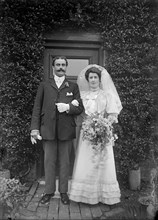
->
<box><xmin>37</xmin><ymin>30</ymin><xmax>104</xmax><ymax>178</ymax></box>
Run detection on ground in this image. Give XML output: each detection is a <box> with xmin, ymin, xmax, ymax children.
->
<box><xmin>6</xmin><ymin>177</ymin><xmax>157</xmax><ymax>220</ymax></box>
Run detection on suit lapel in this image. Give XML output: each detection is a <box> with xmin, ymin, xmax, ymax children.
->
<box><xmin>59</xmin><ymin>78</ymin><xmax>69</xmax><ymax>90</ymax></box>
<box><xmin>49</xmin><ymin>78</ymin><xmax>58</xmax><ymax>90</ymax></box>
<box><xmin>49</xmin><ymin>77</ymin><xmax>69</xmax><ymax>91</ymax></box>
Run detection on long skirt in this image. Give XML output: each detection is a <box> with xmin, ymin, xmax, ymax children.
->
<box><xmin>69</xmin><ymin>132</ymin><xmax>121</xmax><ymax>205</ymax></box>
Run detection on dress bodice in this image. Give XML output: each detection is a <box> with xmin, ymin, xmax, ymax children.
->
<box><xmin>81</xmin><ymin>89</ymin><xmax>107</xmax><ymax>116</ymax></box>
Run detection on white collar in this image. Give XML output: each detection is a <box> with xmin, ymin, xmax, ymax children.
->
<box><xmin>54</xmin><ymin>75</ymin><xmax>65</xmax><ymax>83</ymax></box>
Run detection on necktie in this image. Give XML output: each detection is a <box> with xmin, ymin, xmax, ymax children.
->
<box><xmin>55</xmin><ymin>79</ymin><xmax>62</xmax><ymax>88</ymax></box>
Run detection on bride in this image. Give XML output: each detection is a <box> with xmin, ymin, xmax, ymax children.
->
<box><xmin>69</xmin><ymin>64</ymin><xmax>123</xmax><ymax>205</ymax></box>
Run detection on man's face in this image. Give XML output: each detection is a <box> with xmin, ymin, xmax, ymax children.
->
<box><xmin>53</xmin><ymin>58</ymin><xmax>67</xmax><ymax>77</ymax></box>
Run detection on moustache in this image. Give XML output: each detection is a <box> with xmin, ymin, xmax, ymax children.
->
<box><xmin>58</xmin><ymin>69</ymin><xmax>65</xmax><ymax>72</ymax></box>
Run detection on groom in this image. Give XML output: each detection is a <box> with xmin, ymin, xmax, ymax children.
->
<box><xmin>30</xmin><ymin>56</ymin><xmax>84</xmax><ymax>205</ymax></box>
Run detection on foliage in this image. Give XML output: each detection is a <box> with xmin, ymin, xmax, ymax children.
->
<box><xmin>0</xmin><ymin>177</ymin><xmax>26</xmax><ymax>217</ymax></box>
<box><xmin>97</xmin><ymin>0</ymin><xmax>158</xmax><ymax>174</ymax></box>
<box><xmin>0</xmin><ymin>0</ymin><xmax>158</xmax><ymax>178</ymax></box>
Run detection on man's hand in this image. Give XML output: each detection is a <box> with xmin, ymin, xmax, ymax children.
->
<box><xmin>30</xmin><ymin>130</ymin><xmax>42</xmax><ymax>144</ymax></box>
<box><xmin>71</xmin><ymin>99</ymin><xmax>79</xmax><ymax>106</ymax></box>
<box><xmin>56</xmin><ymin>103</ymin><xmax>70</xmax><ymax>113</ymax></box>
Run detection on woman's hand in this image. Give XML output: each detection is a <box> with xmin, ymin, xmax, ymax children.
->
<box><xmin>71</xmin><ymin>99</ymin><xmax>79</xmax><ymax>106</ymax></box>
<box><xmin>108</xmin><ymin>114</ymin><xmax>118</xmax><ymax>124</ymax></box>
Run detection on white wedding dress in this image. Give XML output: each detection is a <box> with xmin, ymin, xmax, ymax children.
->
<box><xmin>69</xmin><ymin>89</ymin><xmax>121</xmax><ymax>205</ymax></box>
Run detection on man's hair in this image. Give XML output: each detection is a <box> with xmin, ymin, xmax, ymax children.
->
<box><xmin>52</xmin><ymin>56</ymin><xmax>68</xmax><ymax>66</ymax></box>
<box><xmin>85</xmin><ymin>67</ymin><xmax>101</xmax><ymax>81</ymax></box>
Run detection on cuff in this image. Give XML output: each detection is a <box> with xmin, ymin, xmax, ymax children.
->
<box><xmin>66</xmin><ymin>104</ymin><xmax>70</xmax><ymax>113</ymax></box>
<box><xmin>31</xmin><ymin>130</ymin><xmax>40</xmax><ymax>136</ymax></box>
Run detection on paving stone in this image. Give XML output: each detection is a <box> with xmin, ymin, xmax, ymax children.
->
<box><xmin>104</xmin><ymin>207</ymin><xmax>125</xmax><ymax>218</ymax></box>
<box><xmin>79</xmin><ymin>203</ymin><xmax>93</xmax><ymax>219</ymax></box>
<box><xmin>18</xmin><ymin>213</ymin><xmax>39</xmax><ymax>219</ymax></box>
<box><xmin>36</xmin><ymin>206</ymin><xmax>48</xmax><ymax>219</ymax></box>
<box><xmin>31</xmin><ymin>196</ymin><xmax>41</xmax><ymax>202</ymax></box>
<box><xmin>58</xmin><ymin>200</ymin><xmax>69</xmax><ymax>219</ymax></box>
<box><xmin>11</xmin><ymin>212</ymin><xmax>21</xmax><ymax>220</ymax></box>
<box><xmin>99</xmin><ymin>203</ymin><xmax>111</xmax><ymax>212</ymax></box>
<box><xmin>48</xmin><ymin>214</ymin><xmax>58</xmax><ymax>220</ymax></box>
<box><xmin>48</xmin><ymin>198</ymin><xmax>59</xmax><ymax>212</ymax></box>
<box><xmin>122</xmin><ymin>204</ymin><xmax>149</xmax><ymax>220</ymax></box>
<box><xmin>28</xmin><ymin>181</ymin><xmax>39</xmax><ymax>196</ymax></box>
<box><xmin>35</xmin><ymin>184</ymin><xmax>45</xmax><ymax>197</ymax></box>
<box><xmin>70</xmin><ymin>200</ymin><xmax>80</xmax><ymax>213</ymax></box>
<box><xmin>19</xmin><ymin>208</ymin><xmax>37</xmax><ymax>217</ymax></box>
<box><xmin>90</xmin><ymin>204</ymin><xmax>102</xmax><ymax>218</ymax></box>
<box><xmin>70</xmin><ymin>212</ymin><xmax>82</xmax><ymax>219</ymax></box>
<box><xmin>47</xmin><ymin>198</ymin><xmax>59</xmax><ymax>219</ymax></box>
<box><xmin>24</xmin><ymin>195</ymin><xmax>33</xmax><ymax>207</ymax></box>
<box><xmin>59</xmin><ymin>200</ymin><xmax>69</xmax><ymax>213</ymax></box>
<box><xmin>27</xmin><ymin>201</ymin><xmax>39</xmax><ymax>212</ymax></box>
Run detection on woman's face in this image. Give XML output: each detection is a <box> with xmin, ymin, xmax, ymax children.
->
<box><xmin>88</xmin><ymin>72</ymin><xmax>100</xmax><ymax>89</ymax></box>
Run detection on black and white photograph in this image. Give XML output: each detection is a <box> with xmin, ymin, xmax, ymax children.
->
<box><xmin>0</xmin><ymin>0</ymin><xmax>158</xmax><ymax>219</ymax></box>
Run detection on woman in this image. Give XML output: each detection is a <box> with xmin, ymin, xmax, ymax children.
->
<box><xmin>69</xmin><ymin>64</ymin><xmax>123</xmax><ymax>205</ymax></box>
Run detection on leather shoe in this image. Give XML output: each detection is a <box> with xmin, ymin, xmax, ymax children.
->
<box><xmin>60</xmin><ymin>193</ymin><xmax>69</xmax><ymax>205</ymax></box>
<box><xmin>40</xmin><ymin>193</ymin><xmax>54</xmax><ymax>204</ymax></box>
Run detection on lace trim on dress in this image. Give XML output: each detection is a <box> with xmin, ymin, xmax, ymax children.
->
<box><xmin>69</xmin><ymin>179</ymin><xmax>121</xmax><ymax>205</ymax></box>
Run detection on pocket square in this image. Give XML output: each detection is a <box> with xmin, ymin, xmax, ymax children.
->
<box><xmin>66</xmin><ymin>92</ymin><xmax>73</xmax><ymax>96</ymax></box>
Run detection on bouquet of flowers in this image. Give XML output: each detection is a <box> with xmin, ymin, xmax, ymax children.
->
<box><xmin>82</xmin><ymin>113</ymin><xmax>117</xmax><ymax>154</ymax></box>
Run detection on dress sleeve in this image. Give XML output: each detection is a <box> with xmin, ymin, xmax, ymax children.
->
<box><xmin>106</xmin><ymin>92</ymin><xmax>122</xmax><ymax>115</ymax></box>
<box><xmin>75</xmin><ymin>110</ymin><xmax>85</xmax><ymax>127</ymax></box>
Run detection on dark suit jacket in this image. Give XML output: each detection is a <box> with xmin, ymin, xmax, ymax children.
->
<box><xmin>30</xmin><ymin>77</ymin><xmax>84</xmax><ymax>140</ymax></box>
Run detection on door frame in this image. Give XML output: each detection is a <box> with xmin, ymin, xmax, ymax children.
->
<box><xmin>43</xmin><ymin>30</ymin><xmax>105</xmax><ymax>80</ymax></box>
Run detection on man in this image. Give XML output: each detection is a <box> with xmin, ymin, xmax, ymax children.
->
<box><xmin>30</xmin><ymin>56</ymin><xmax>84</xmax><ymax>205</ymax></box>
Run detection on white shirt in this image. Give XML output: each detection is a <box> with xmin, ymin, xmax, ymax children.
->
<box><xmin>54</xmin><ymin>75</ymin><xmax>65</xmax><ymax>88</ymax></box>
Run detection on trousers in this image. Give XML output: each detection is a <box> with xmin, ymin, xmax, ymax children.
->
<box><xmin>43</xmin><ymin>139</ymin><xmax>72</xmax><ymax>194</ymax></box>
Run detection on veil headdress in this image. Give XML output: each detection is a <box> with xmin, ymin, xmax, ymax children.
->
<box><xmin>77</xmin><ymin>64</ymin><xmax>123</xmax><ymax>114</ymax></box>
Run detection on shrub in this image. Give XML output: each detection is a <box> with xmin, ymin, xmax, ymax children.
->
<box><xmin>0</xmin><ymin>177</ymin><xmax>26</xmax><ymax>218</ymax></box>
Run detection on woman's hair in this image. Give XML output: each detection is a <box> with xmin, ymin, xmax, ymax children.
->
<box><xmin>85</xmin><ymin>67</ymin><xmax>101</xmax><ymax>81</ymax></box>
